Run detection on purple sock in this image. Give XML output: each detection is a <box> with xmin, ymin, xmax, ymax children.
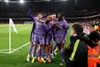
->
<box><xmin>60</xmin><ymin>48</ymin><xmax>63</xmax><ymax>55</ymax></box>
<box><xmin>46</xmin><ymin>52</ymin><xmax>49</xmax><ymax>58</ymax></box>
<box><xmin>48</xmin><ymin>52</ymin><xmax>51</xmax><ymax>57</ymax></box>
<box><xmin>41</xmin><ymin>48</ymin><xmax>44</xmax><ymax>58</ymax></box>
<box><xmin>28</xmin><ymin>46</ymin><xmax>33</xmax><ymax>55</ymax></box>
<box><xmin>32</xmin><ymin>46</ymin><xmax>36</xmax><ymax>57</ymax></box>
<box><xmin>60</xmin><ymin>48</ymin><xmax>64</xmax><ymax>62</ymax></box>
<box><xmin>46</xmin><ymin>53</ymin><xmax>48</xmax><ymax>58</ymax></box>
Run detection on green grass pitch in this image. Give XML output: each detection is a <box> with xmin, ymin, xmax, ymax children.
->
<box><xmin>0</xmin><ymin>24</ymin><xmax>71</xmax><ymax>67</ymax></box>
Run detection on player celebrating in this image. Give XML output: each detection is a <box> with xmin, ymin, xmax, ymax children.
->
<box><xmin>45</xmin><ymin>15</ymin><xmax>53</xmax><ymax>62</ymax></box>
<box><xmin>50</xmin><ymin>14</ymin><xmax>58</xmax><ymax>58</ymax></box>
<box><xmin>27</xmin><ymin>8</ymin><xmax>36</xmax><ymax>62</ymax></box>
<box><xmin>27</xmin><ymin>8</ymin><xmax>46</xmax><ymax>63</ymax></box>
<box><xmin>53</xmin><ymin>13</ymin><xmax>69</xmax><ymax>65</ymax></box>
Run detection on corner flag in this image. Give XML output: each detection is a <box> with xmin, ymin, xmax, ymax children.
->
<box><xmin>9</xmin><ymin>18</ymin><xmax>18</xmax><ymax>53</ymax></box>
<box><xmin>9</xmin><ymin>18</ymin><xmax>18</xmax><ymax>33</ymax></box>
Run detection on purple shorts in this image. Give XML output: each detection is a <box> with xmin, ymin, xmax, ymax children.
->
<box><xmin>54</xmin><ymin>34</ymin><xmax>66</xmax><ymax>44</ymax></box>
<box><xmin>32</xmin><ymin>33</ymin><xmax>45</xmax><ymax>45</ymax></box>
<box><xmin>45</xmin><ymin>34</ymin><xmax>53</xmax><ymax>45</ymax></box>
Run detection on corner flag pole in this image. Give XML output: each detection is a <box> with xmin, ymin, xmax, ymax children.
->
<box><xmin>9</xmin><ymin>18</ymin><xmax>11</xmax><ymax>54</ymax></box>
<box><xmin>9</xmin><ymin>18</ymin><xmax>18</xmax><ymax>54</ymax></box>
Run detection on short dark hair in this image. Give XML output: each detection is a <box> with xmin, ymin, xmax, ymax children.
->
<box><xmin>72</xmin><ymin>24</ymin><xmax>83</xmax><ymax>35</ymax></box>
<box><xmin>38</xmin><ymin>12</ymin><xmax>44</xmax><ymax>15</ymax></box>
<box><xmin>58</xmin><ymin>13</ymin><xmax>64</xmax><ymax>21</ymax></box>
<box><xmin>89</xmin><ymin>31</ymin><xmax>100</xmax><ymax>42</ymax></box>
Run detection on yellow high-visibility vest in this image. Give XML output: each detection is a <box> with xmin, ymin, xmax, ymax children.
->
<box><xmin>94</xmin><ymin>25</ymin><xmax>98</xmax><ymax>30</ymax></box>
<box><xmin>69</xmin><ymin>39</ymin><xmax>80</xmax><ymax>61</ymax></box>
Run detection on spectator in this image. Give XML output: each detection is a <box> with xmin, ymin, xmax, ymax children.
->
<box><xmin>63</xmin><ymin>24</ymin><xmax>88</xmax><ymax>67</ymax></box>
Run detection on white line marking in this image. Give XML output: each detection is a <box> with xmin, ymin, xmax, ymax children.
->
<box><xmin>0</xmin><ymin>49</ymin><xmax>8</xmax><ymax>52</ymax></box>
<box><xmin>10</xmin><ymin>42</ymin><xmax>30</xmax><ymax>54</ymax></box>
<box><xmin>0</xmin><ymin>48</ymin><xmax>15</xmax><ymax>52</ymax></box>
<box><xmin>0</xmin><ymin>52</ymin><xmax>9</xmax><ymax>54</ymax></box>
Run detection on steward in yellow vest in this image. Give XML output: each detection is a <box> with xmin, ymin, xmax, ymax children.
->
<box><xmin>63</xmin><ymin>24</ymin><xmax>88</xmax><ymax>67</ymax></box>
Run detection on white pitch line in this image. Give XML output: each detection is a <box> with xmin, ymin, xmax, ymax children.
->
<box><xmin>10</xmin><ymin>42</ymin><xmax>30</xmax><ymax>54</ymax></box>
<box><xmin>0</xmin><ymin>52</ymin><xmax>9</xmax><ymax>54</ymax></box>
<box><xmin>0</xmin><ymin>48</ymin><xmax>15</xmax><ymax>52</ymax></box>
<box><xmin>0</xmin><ymin>49</ymin><xmax>8</xmax><ymax>52</ymax></box>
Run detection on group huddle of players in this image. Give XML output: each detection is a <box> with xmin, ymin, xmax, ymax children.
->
<box><xmin>26</xmin><ymin>8</ymin><xmax>69</xmax><ymax>65</ymax></box>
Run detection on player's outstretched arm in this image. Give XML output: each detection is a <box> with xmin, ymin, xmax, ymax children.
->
<box><xmin>28</xmin><ymin>8</ymin><xmax>35</xmax><ymax>20</ymax></box>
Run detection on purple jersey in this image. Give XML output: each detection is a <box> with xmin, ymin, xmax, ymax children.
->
<box><xmin>28</xmin><ymin>8</ymin><xmax>46</xmax><ymax>35</ymax></box>
<box><xmin>45</xmin><ymin>21</ymin><xmax>54</xmax><ymax>45</ymax></box>
<box><xmin>54</xmin><ymin>19</ymin><xmax>69</xmax><ymax>34</ymax></box>
<box><xmin>45</xmin><ymin>21</ymin><xmax>54</xmax><ymax>35</ymax></box>
<box><xmin>33</xmin><ymin>18</ymin><xmax>46</xmax><ymax>35</ymax></box>
<box><xmin>54</xmin><ymin>19</ymin><xmax>69</xmax><ymax>43</ymax></box>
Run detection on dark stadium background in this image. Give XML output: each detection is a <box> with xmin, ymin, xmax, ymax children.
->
<box><xmin>0</xmin><ymin>0</ymin><xmax>100</xmax><ymax>24</ymax></box>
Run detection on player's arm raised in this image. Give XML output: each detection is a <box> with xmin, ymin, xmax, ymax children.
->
<box><xmin>28</xmin><ymin>8</ymin><xmax>36</xmax><ymax>20</ymax></box>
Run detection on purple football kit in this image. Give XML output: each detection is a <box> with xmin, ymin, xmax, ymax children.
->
<box><xmin>54</xmin><ymin>19</ymin><xmax>69</xmax><ymax>44</ymax></box>
<box><xmin>32</xmin><ymin>17</ymin><xmax>46</xmax><ymax>45</ymax></box>
<box><xmin>45</xmin><ymin>21</ymin><xmax>54</xmax><ymax>45</ymax></box>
